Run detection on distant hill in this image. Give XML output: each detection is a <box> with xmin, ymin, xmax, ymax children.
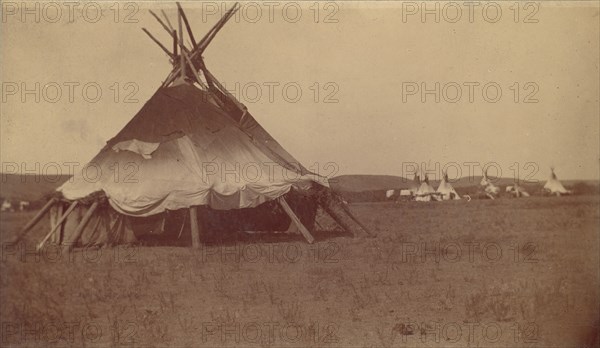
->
<box><xmin>0</xmin><ymin>174</ymin><xmax>69</xmax><ymax>202</ymax></box>
<box><xmin>330</xmin><ymin>174</ymin><xmax>599</xmax><ymax>193</ymax></box>
<box><xmin>329</xmin><ymin>175</ymin><xmax>412</xmax><ymax>192</ymax></box>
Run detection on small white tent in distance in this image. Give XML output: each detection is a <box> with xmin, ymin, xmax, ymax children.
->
<box><xmin>437</xmin><ymin>172</ymin><xmax>461</xmax><ymax>200</ymax></box>
<box><xmin>415</xmin><ymin>174</ymin><xmax>439</xmax><ymax>202</ymax></box>
<box><xmin>480</xmin><ymin>168</ymin><xmax>500</xmax><ymax>199</ymax></box>
<box><xmin>544</xmin><ymin>167</ymin><xmax>572</xmax><ymax>196</ymax></box>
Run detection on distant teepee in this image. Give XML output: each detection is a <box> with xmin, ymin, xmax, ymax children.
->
<box><xmin>480</xmin><ymin>168</ymin><xmax>500</xmax><ymax>199</ymax></box>
<box><xmin>409</xmin><ymin>173</ymin><xmax>421</xmax><ymax>196</ymax></box>
<box><xmin>437</xmin><ymin>172</ymin><xmax>461</xmax><ymax>200</ymax></box>
<box><xmin>544</xmin><ymin>167</ymin><xmax>571</xmax><ymax>196</ymax></box>
<box><xmin>415</xmin><ymin>173</ymin><xmax>439</xmax><ymax>201</ymax></box>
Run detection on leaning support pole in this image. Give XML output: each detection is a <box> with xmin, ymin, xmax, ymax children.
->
<box><xmin>318</xmin><ymin>189</ymin><xmax>374</xmax><ymax>238</ymax></box>
<box><xmin>37</xmin><ymin>201</ymin><xmax>78</xmax><ymax>251</ymax></box>
<box><xmin>189</xmin><ymin>206</ymin><xmax>201</xmax><ymax>248</ymax></box>
<box><xmin>279</xmin><ymin>197</ymin><xmax>315</xmax><ymax>244</ymax></box>
<box><xmin>50</xmin><ymin>203</ymin><xmax>64</xmax><ymax>244</ymax></box>
<box><xmin>338</xmin><ymin>201</ymin><xmax>375</xmax><ymax>237</ymax></box>
<box><xmin>319</xmin><ymin>202</ymin><xmax>359</xmax><ymax>237</ymax></box>
<box><xmin>142</xmin><ymin>28</ymin><xmax>175</xmax><ymax>59</ymax></box>
<box><xmin>66</xmin><ymin>201</ymin><xmax>99</xmax><ymax>252</ymax></box>
<box><xmin>11</xmin><ymin>197</ymin><xmax>57</xmax><ymax>244</ymax></box>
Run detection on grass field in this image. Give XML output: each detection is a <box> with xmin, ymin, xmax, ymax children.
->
<box><xmin>1</xmin><ymin>195</ymin><xmax>598</xmax><ymax>347</ymax></box>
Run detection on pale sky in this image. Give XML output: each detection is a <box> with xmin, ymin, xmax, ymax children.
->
<box><xmin>1</xmin><ymin>1</ymin><xmax>599</xmax><ymax>181</ymax></box>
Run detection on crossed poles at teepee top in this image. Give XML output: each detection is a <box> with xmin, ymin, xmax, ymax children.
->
<box><xmin>141</xmin><ymin>2</ymin><xmax>240</xmax><ymax>90</ymax></box>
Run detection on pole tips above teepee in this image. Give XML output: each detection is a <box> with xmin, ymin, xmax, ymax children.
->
<box><xmin>142</xmin><ymin>2</ymin><xmax>241</xmax><ymax>88</ymax></box>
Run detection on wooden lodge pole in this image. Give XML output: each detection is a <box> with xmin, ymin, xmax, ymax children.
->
<box><xmin>279</xmin><ymin>197</ymin><xmax>315</xmax><ymax>244</ymax></box>
<box><xmin>338</xmin><ymin>201</ymin><xmax>375</xmax><ymax>237</ymax></box>
<box><xmin>149</xmin><ymin>10</ymin><xmax>175</xmax><ymax>39</ymax></box>
<box><xmin>66</xmin><ymin>201</ymin><xmax>99</xmax><ymax>252</ymax></box>
<box><xmin>11</xmin><ymin>197</ymin><xmax>57</xmax><ymax>244</ymax></box>
<box><xmin>142</xmin><ymin>28</ymin><xmax>175</xmax><ymax>59</ymax></box>
<box><xmin>176</xmin><ymin>2</ymin><xmax>197</xmax><ymax>49</ymax></box>
<box><xmin>173</xmin><ymin>30</ymin><xmax>178</xmax><ymax>57</ymax></box>
<box><xmin>50</xmin><ymin>203</ymin><xmax>64</xmax><ymax>244</ymax></box>
<box><xmin>178</xmin><ymin>10</ymin><xmax>186</xmax><ymax>79</ymax></box>
<box><xmin>161</xmin><ymin>10</ymin><xmax>174</xmax><ymax>31</ymax></box>
<box><xmin>319</xmin><ymin>202</ymin><xmax>359</xmax><ymax>237</ymax></box>
<box><xmin>318</xmin><ymin>189</ymin><xmax>374</xmax><ymax>238</ymax></box>
<box><xmin>189</xmin><ymin>206</ymin><xmax>201</xmax><ymax>248</ymax></box>
<box><xmin>161</xmin><ymin>3</ymin><xmax>240</xmax><ymax>88</ymax></box>
<box><xmin>175</xmin><ymin>38</ymin><xmax>207</xmax><ymax>89</ymax></box>
<box><xmin>37</xmin><ymin>201</ymin><xmax>78</xmax><ymax>251</ymax></box>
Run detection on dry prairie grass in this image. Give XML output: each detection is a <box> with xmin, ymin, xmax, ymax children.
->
<box><xmin>0</xmin><ymin>196</ymin><xmax>598</xmax><ymax>347</ymax></box>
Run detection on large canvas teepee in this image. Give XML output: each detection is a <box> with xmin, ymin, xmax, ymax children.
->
<box><xmin>16</xmin><ymin>3</ymin><xmax>372</xmax><ymax>250</ymax></box>
<box><xmin>544</xmin><ymin>168</ymin><xmax>571</xmax><ymax>196</ymax></box>
<box><xmin>437</xmin><ymin>172</ymin><xmax>461</xmax><ymax>200</ymax></box>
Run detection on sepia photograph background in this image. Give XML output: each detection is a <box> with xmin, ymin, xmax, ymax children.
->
<box><xmin>1</xmin><ymin>1</ymin><xmax>599</xmax><ymax>347</ymax></box>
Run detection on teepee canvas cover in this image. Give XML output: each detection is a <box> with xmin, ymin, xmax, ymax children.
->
<box><xmin>49</xmin><ymin>85</ymin><xmax>324</xmax><ymax>247</ymax></box>
<box><xmin>415</xmin><ymin>174</ymin><xmax>439</xmax><ymax>202</ymax></box>
<box><xmin>59</xmin><ymin>84</ymin><xmax>324</xmax><ymax>215</ymax></box>
<box><xmin>409</xmin><ymin>174</ymin><xmax>420</xmax><ymax>195</ymax></box>
<box><xmin>480</xmin><ymin>169</ymin><xmax>500</xmax><ymax>199</ymax></box>
<box><xmin>436</xmin><ymin>173</ymin><xmax>460</xmax><ymax>200</ymax></box>
<box><xmin>16</xmin><ymin>3</ymin><xmax>371</xmax><ymax>250</ymax></box>
<box><xmin>544</xmin><ymin>168</ymin><xmax>570</xmax><ymax>196</ymax></box>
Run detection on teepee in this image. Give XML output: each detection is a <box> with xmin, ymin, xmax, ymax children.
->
<box><xmin>544</xmin><ymin>168</ymin><xmax>571</xmax><ymax>196</ymax></box>
<box><xmin>480</xmin><ymin>168</ymin><xmax>500</xmax><ymax>199</ymax></box>
<box><xmin>437</xmin><ymin>172</ymin><xmax>461</xmax><ymax>200</ymax></box>
<box><xmin>14</xmin><ymin>3</ymin><xmax>372</xmax><ymax>250</ymax></box>
<box><xmin>408</xmin><ymin>173</ymin><xmax>421</xmax><ymax>196</ymax></box>
<box><xmin>415</xmin><ymin>174</ymin><xmax>439</xmax><ymax>202</ymax></box>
